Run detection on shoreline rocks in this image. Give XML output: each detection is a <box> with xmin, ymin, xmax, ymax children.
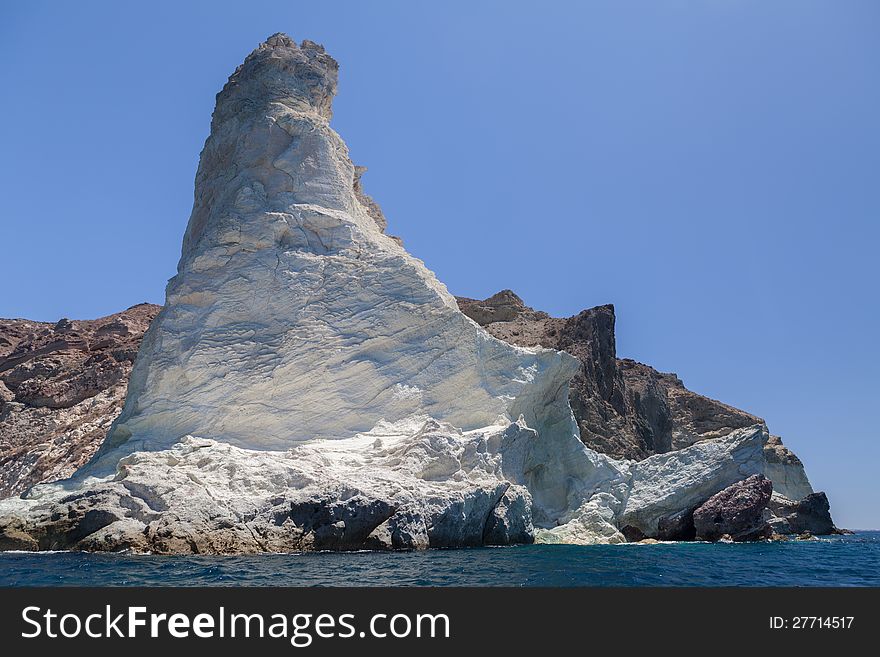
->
<box><xmin>692</xmin><ymin>474</ymin><xmax>773</xmax><ymax>542</ymax></box>
<box><xmin>0</xmin><ymin>34</ymin><xmax>838</xmax><ymax>553</ymax></box>
<box><xmin>768</xmin><ymin>491</ymin><xmax>837</xmax><ymax>536</ymax></box>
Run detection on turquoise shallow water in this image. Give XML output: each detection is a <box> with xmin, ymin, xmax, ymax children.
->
<box><xmin>1</xmin><ymin>532</ymin><xmax>877</xmax><ymax>587</ymax></box>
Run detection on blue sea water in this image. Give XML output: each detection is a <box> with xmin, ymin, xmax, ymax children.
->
<box><xmin>1</xmin><ymin>532</ymin><xmax>877</xmax><ymax>587</ymax></box>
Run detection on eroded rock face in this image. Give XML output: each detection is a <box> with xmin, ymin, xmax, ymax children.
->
<box><xmin>0</xmin><ymin>419</ymin><xmax>584</xmax><ymax>553</ymax></box>
<box><xmin>457</xmin><ymin>291</ymin><xmax>835</xmax><ymax>538</ymax></box>
<box><xmin>457</xmin><ymin>291</ymin><xmax>763</xmax><ymax>460</ymax></box>
<box><xmin>762</xmin><ymin>435</ymin><xmax>813</xmax><ymax>501</ymax></box>
<box><xmin>0</xmin><ymin>35</ymin><xmax>835</xmax><ymax>552</ymax></box>
<box><xmin>0</xmin><ymin>304</ymin><xmax>160</xmax><ymax>497</ymax></box>
<box><xmin>0</xmin><ymin>34</ymin><xmax>628</xmax><ymax>553</ymax></box>
<box><xmin>692</xmin><ymin>474</ymin><xmax>773</xmax><ymax>542</ymax></box>
<box><xmin>483</xmin><ymin>486</ymin><xmax>534</xmax><ymax>546</ymax></box>
<box><xmin>458</xmin><ymin>292</ymin><xmax>818</xmax><ymax>501</ymax></box>
<box><xmin>95</xmin><ymin>34</ymin><xmax>581</xmax><ymax>465</ymax></box>
<box><xmin>0</xmin><ymin>298</ymin><xmax>833</xmax><ymax>547</ymax></box>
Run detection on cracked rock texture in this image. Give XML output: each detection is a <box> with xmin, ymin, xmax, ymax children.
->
<box><xmin>0</xmin><ymin>35</ymin><xmax>835</xmax><ymax>552</ymax></box>
<box><xmin>618</xmin><ymin>424</ymin><xmax>768</xmax><ymax>538</ymax></box>
<box><xmin>0</xmin><ymin>304</ymin><xmax>160</xmax><ymax>498</ymax></box>
<box><xmin>94</xmin><ymin>33</ymin><xmax>582</xmax><ymax>460</ymax></box>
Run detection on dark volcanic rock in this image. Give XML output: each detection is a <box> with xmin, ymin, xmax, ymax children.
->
<box><xmin>620</xmin><ymin>525</ymin><xmax>647</xmax><ymax>542</ymax></box>
<box><xmin>284</xmin><ymin>495</ymin><xmax>397</xmax><ymax>550</ymax></box>
<box><xmin>0</xmin><ymin>304</ymin><xmax>160</xmax><ymax>497</ymax></box>
<box><xmin>656</xmin><ymin>507</ymin><xmax>697</xmax><ymax>541</ymax></box>
<box><xmin>692</xmin><ymin>474</ymin><xmax>773</xmax><ymax>542</ymax></box>
<box><xmin>768</xmin><ymin>491</ymin><xmax>836</xmax><ymax>536</ymax></box>
<box><xmin>457</xmin><ymin>290</ymin><xmax>762</xmax><ymax>461</ymax></box>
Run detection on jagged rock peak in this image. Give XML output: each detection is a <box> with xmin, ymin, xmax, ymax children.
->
<box><xmin>181</xmin><ymin>33</ymin><xmax>347</xmax><ymax>261</ymax></box>
<box><xmin>95</xmin><ymin>33</ymin><xmax>583</xmax><ymax>466</ymax></box>
<box><xmin>456</xmin><ymin>290</ymin><xmax>536</xmax><ymax>325</ymax></box>
<box><xmin>456</xmin><ymin>291</ymin><xmax>775</xmax><ymax>461</ymax></box>
<box><xmin>214</xmin><ymin>33</ymin><xmax>338</xmax><ymax>126</ymax></box>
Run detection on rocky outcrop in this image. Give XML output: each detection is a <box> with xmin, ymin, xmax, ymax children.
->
<box><xmin>352</xmin><ymin>165</ymin><xmax>387</xmax><ymax>233</ymax></box>
<box><xmin>0</xmin><ymin>304</ymin><xmax>159</xmax><ymax>497</ymax></box>
<box><xmin>482</xmin><ymin>487</ymin><xmax>534</xmax><ymax>546</ymax></box>
<box><xmin>762</xmin><ymin>434</ymin><xmax>813</xmax><ymax>501</ymax></box>
<box><xmin>767</xmin><ymin>491</ymin><xmax>836</xmax><ymax>536</ymax></box>
<box><xmin>0</xmin><ymin>34</ymin><xmax>628</xmax><ymax>553</ymax></box>
<box><xmin>0</xmin><ymin>418</ymin><xmax>600</xmax><ymax>553</ymax></box>
<box><xmin>458</xmin><ymin>291</ymin><xmax>822</xmax><ymax>503</ymax></box>
<box><xmin>459</xmin><ymin>291</ymin><xmax>837</xmax><ymax>540</ymax></box>
<box><xmin>457</xmin><ymin>291</ymin><xmax>763</xmax><ymax>460</ymax></box>
<box><xmin>93</xmin><ymin>34</ymin><xmax>583</xmax><ymax>462</ymax></box>
<box><xmin>692</xmin><ymin>474</ymin><xmax>773</xmax><ymax>542</ymax></box>
<box><xmin>0</xmin><ymin>299</ymin><xmax>833</xmax><ymax>547</ymax></box>
<box><xmin>618</xmin><ymin>425</ymin><xmax>767</xmax><ymax>538</ymax></box>
<box><xmin>0</xmin><ymin>35</ymin><xmax>836</xmax><ymax>552</ymax></box>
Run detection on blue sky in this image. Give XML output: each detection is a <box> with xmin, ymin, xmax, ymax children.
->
<box><xmin>1</xmin><ymin>1</ymin><xmax>878</xmax><ymax>529</ymax></box>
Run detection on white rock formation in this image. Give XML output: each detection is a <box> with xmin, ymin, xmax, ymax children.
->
<box><xmin>0</xmin><ymin>35</ymin><xmax>814</xmax><ymax>553</ymax></box>
<box><xmin>93</xmin><ymin>34</ymin><xmax>579</xmax><ymax>462</ymax></box>
<box><xmin>619</xmin><ymin>425</ymin><xmax>766</xmax><ymax>536</ymax></box>
<box><xmin>762</xmin><ymin>435</ymin><xmax>813</xmax><ymax>501</ymax></box>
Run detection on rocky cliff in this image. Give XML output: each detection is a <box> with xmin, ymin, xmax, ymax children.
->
<box><xmin>0</xmin><ymin>305</ymin><xmax>159</xmax><ymax>497</ymax></box>
<box><xmin>0</xmin><ymin>35</ymin><xmax>836</xmax><ymax>553</ymax></box>
<box><xmin>457</xmin><ymin>292</ymin><xmax>769</xmax><ymax>461</ymax></box>
<box><xmin>457</xmin><ymin>291</ymin><xmax>813</xmax><ymax>498</ymax></box>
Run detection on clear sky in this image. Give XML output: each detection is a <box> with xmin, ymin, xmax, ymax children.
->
<box><xmin>1</xmin><ymin>1</ymin><xmax>878</xmax><ymax>529</ymax></box>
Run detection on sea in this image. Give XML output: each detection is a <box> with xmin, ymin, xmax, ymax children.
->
<box><xmin>1</xmin><ymin>531</ymin><xmax>877</xmax><ymax>587</ymax></box>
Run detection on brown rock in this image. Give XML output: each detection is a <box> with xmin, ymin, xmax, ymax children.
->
<box><xmin>353</xmin><ymin>165</ymin><xmax>387</xmax><ymax>232</ymax></box>
<box><xmin>0</xmin><ymin>303</ymin><xmax>160</xmax><ymax>497</ymax></box>
<box><xmin>692</xmin><ymin>474</ymin><xmax>773</xmax><ymax>542</ymax></box>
